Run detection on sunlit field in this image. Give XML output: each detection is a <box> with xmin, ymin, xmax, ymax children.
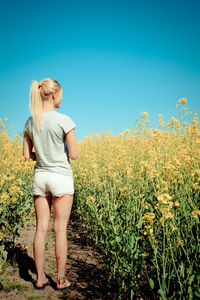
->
<box><xmin>0</xmin><ymin>98</ymin><xmax>199</xmax><ymax>299</ymax></box>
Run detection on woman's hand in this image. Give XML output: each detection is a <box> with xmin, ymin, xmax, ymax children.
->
<box><xmin>30</xmin><ymin>151</ymin><xmax>36</xmax><ymax>161</ymax></box>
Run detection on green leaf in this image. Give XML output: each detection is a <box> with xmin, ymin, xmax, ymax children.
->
<box><xmin>2</xmin><ymin>251</ymin><xmax>7</xmax><ymax>260</ymax></box>
<box><xmin>194</xmin><ymin>292</ymin><xmax>200</xmax><ymax>298</ymax></box>
<box><xmin>158</xmin><ymin>288</ymin><xmax>167</xmax><ymax>300</ymax></box>
<box><xmin>115</xmin><ymin>236</ymin><xmax>121</xmax><ymax>243</ymax></box>
<box><xmin>136</xmin><ymin>218</ymin><xmax>142</xmax><ymax>229</ymax></box>
<box><xmin>100</xmin><ymin>237</ymin><xmax>105</xmax><ymax>244</ymax></box>
<box><xmin>149</xmin><ymin>278</ymin><xmax>154</xmax><ymax>289</ymax></box>
<box><xmin>129</xmin><ymin>233</ymin><xmax>135</xmax><ymax>248</ymax></box>
<box><xmin>0</xmin><ymin>245</ymin><xmax>5</xmax><ymax>252</ymax></box>
<box><xmin>110</xmin><ymin>215</ymin><xmax>114</xmax><ymax>221</ymax></box>
<box><xmin>161</xmin><ymin>278</ymin><xmax>166</xmax><ymax>290</ymax></box>
<box><xmin>189</xmin><ymin>274</ymin><xmax>195</xmax><ymax>285</ymax></box>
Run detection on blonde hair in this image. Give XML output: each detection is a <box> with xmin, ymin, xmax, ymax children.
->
<box><xmin>29</xmin><ymin>78</ymin><xmax>62</xmax><ymax>131</ymax></box>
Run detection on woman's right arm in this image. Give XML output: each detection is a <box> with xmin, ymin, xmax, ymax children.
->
<box><xmin>65</xmin><ymin>129</ymin><xmax>78</xmax><ymax>160</ymax></box>
<box><xmin>22</xmin><ymin>134</ymin><xmax>36</xmax><ymax>161</ymax></box>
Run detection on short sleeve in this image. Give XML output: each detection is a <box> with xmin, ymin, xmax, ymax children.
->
<box><xmin>23</xmin><ymin>117</ymin><xmax>32</xmax><ymax>137</ymax></box>
<box><xmin>62</xmin><ymin>115</ymin><xmax>76</xmax><ymax>134</ymax></box>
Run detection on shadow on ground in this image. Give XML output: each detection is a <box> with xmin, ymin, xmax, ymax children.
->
<box><xmin>1</xmin><ymin>213</ymin><xmax>122</xmax><ymax>299</ymax></box>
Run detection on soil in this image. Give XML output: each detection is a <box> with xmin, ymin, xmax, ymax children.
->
<box><xmin>0</xmin><ymin>210</ymin><xmax>120</xmax><ymax>300</ymax></box>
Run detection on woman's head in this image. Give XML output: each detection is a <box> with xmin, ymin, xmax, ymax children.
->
<box><xmin>29</xmin><ymin>78</ymin><xmax>62</xmax><ymax>131</ymax></box>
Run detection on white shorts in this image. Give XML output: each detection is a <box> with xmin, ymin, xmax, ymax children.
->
<box><xmin>32</xmin><ymin>171</ymin><xmax>74</xmax><ymax>197</ymax></box>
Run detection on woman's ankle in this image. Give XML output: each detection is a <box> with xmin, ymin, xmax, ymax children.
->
<box><xmin>37</xmin><ymin>272</ymin><xmax>47</xmax><ymax>282</ymax></box>
<box><xmin>57</xmin><ymin>276</ymin><xmax>65</xmax><ymax>284</ymax></box>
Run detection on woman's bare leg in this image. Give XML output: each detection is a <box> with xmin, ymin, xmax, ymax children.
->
<box><xmin>53</xmin><ymin>194</ymin><xmax>73</xmax><ymax>289</ymax></box>
<box><xmin>33</xmin><ymin>195</ymin><xmax>52</xmax><ymax>287</ymax></box>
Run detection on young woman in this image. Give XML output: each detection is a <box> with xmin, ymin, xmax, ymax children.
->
<box><xmin>23</xmin><ymin>78</ymin><xmax>78</xmax><ymax>291</ymax></box>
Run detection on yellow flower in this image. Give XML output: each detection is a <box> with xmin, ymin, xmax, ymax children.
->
<box><xmin>191</xmin><ymin>210</ymin><xmax>200</xmax><ymax>219</ymax></box>
<box><xmin>182</xmin><ymin>98</ymin><xmax>187</xmax><ymax>105</ymax></box>
<box><xmin>164</xmin><ymin>193</ymin><xmax>173</xmax><ymax>200</ymax></box>
<box><xmin>142</xmin><ymin>212</ymin><xmax>155</xmax><ymax>225</ymax></box>
<box><xmin>16</xmin><ymin>178</ymin><xmax>22</xmax><ymax>185</ymax></box>
<box><xmin>167</xmin><ymin>120</ymin><xmax>173</xmax><ymax>128</ymax></box>
<box><xmin>141</xmin><ymin>112</ymin><xmax>148</xmax><ymax>118</ymax></box>
<box><xmin>161</xmin><ymin>199</ymin><xmax>168</xmax><ymax>204</ymax></box>
<box><xmin>159</xmin><ymin>120</ymin><xmax>165</xmax><ymax>125</ymax></box>
<box><xmin>157</xmin><ymin>194</ymin><xmax>164</xmax><ymax>201</ymax></box>
<box><xmin>178</xmin><ymin>98</ymin><xmax>187</xmax><ymax>105</ymax></box>
<box><xmin>0</xmin><ymin>192</ymin><xmax>9</xmax><ymax>203</ymax></box>
<box><xmin>143</xmin><ymin>212</ymin><xmax>155</xmax><ymax>219</ymax></box>
<box><xmin>171</xmin><ymin>117</ymin><xmax>181</xmax><ymax>127</ymax></box>
<box><xmin>157</xmin><ymin>193</ymin><xmax>172</xmax><ymax>203</ymax></box>
<box><xmin>177</xmin><ymin>238</ymin><xmax>184</xmax><ymax>246</ymax></box>
<box><xmin>141</xmin><ymin>202</ymin><xmax>149</xmax><ymax>209</ymax></box>
<box><xmin>21</xmin><ymin>244</ymin><xmax>29</xmax><ymax>250</ymax></box>
<box><xmin>125</xmin><ymin>129</ymin><xmax>131</xmax><ymax>134</ymax></box>
<box><xmin>170</xmin><ymin>224</ymin><xmax>176</xmax><ymax>232</ymax></box>
<box><xmin>144</xmin><ymin>119</ymin><xmax>150</xmax><ymax>125</ymax></box>
<box><xmin>86</xmin><ymin>195</ymin><xmax>95</xmax><ymax>204</ymax></box>
<box><xmin>91</xmin><ymin>163</ymin><xmax>98</xmax><ymax>169</ymax></box>
<box><xmin>125</xmin><ymin>167</ymin><xmax>133</xmax><ymax>175</ymax></box>
<box><xmin>165</xmin><ymin>212</ymin><xmax>174</xmax><ymax>219</ymax></box>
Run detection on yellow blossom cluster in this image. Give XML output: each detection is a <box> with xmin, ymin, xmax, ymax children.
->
<box><xmin>140</xmin><ymin>112</ymin><xmax>149</xmax><ymax>118</ymax></box>
<box><xmin>178</xmin><ymin>98</ymin><xmax>187</xmax><ymax>105</ymax></box>
<box><xmin>70</xmin><ymin>98</ymin><xmax>199</xmax><ymax>254</ymax></box>
<box><xmin>191</xmin><ymin>210</ymin><xmax>200</xmax><ymax>219</ymax></box>
<box><xmin>0</xmin><ymin>119</ymin><xmax>34</xmax><ymax>242</ymax></box>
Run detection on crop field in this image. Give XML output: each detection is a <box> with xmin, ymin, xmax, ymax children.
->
<box><xmin>0</xmin><ymin>98</ymin><xmax>200</xmax><ymax>299</ymax></box>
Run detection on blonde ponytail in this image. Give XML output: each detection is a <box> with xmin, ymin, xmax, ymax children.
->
<box><xmin>29</xmin><ymin>80</ymin><xmax>43</xmax><ymax>131</ymax></box>
<box><xmin>29</xmin><ymin>78</ymin><xmax>62</xmax><ymax>131</ymax></box>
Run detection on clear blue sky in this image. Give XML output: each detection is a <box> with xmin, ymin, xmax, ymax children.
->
<box><xmin>0</xmin><ymin>0</ymin><xmax>199</xmax><ymax>141</ymax></box>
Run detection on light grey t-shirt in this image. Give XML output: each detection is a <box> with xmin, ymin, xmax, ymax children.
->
<box><xmin>23</xmin><ymin>111</ymin><xmax>76</xmax><ymax>177</ymax></box>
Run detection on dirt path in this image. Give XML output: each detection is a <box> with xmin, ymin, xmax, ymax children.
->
<box><xmin>0</xmin><ymin>211</ymin><xmax>118</xmax><ymax>300</ymax></box>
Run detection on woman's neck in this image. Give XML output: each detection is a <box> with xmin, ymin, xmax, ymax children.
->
<box><xmin>42</xmin><ymin>99</ymin><xmax>55</xmax><ymax>112</ymax></box>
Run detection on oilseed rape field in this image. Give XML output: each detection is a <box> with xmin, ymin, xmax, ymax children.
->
<box><xmin>0</xmin><ymin>98</ymin><xmax>200</xmax><ymax>299</ymax></box>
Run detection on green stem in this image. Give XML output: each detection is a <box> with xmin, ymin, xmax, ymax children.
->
<box><xmin>162</xmin><ymin>223</ymin><xmax>166</xmax><ymax>281</ymax></box>
<box><xmin>166</xmin><ymin>225</ymin><xmax>184</xmax><ymax>293</ymax></box>
<box><xmin>149</xmin><ymin>236</ymin><xmax>162</xmax><ymax>289</ymax></box>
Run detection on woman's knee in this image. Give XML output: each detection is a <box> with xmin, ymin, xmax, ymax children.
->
<box><xmin>36</xmin><ymin>221</ymin><xmax>50</xmax><ymax>234</ymax></box>
<box><xmin>54</xmin><ymin>220</ymin><xmax>67</xmax><ymax>235</ymax></box>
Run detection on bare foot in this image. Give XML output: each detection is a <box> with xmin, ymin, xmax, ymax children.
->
<box><xmin>57</xmin><ymin>278</ymin><xmax>75</xmax><ymax>290</ymax></box>
<box><xmin>36</xmin><ymin>275</ymin><xmax>49</xmax><ymax>288</ymax></box>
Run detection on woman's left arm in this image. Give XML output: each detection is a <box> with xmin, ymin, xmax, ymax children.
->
<box><xmin>23</xmin><ymin>134</ymin><xmax>36</xmax><ymax>161</ymax></box>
